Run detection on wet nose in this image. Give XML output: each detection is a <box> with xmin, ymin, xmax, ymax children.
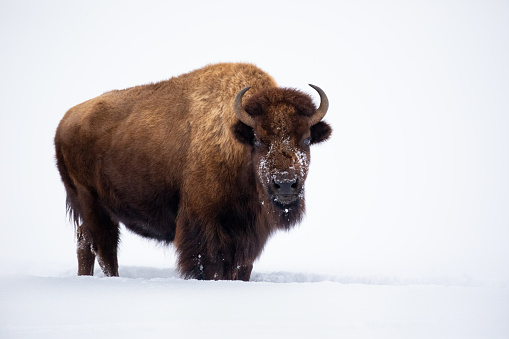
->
<box><xmin>273</xmin><ymin>178</ymin><xmax>298</xmax><ymax>196</ymax></box>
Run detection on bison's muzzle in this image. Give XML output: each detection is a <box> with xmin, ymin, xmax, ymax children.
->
<box><xmin>272</xmin><ymin>177</ymin><xmax>300</xmax><ymax>205</ymax></box>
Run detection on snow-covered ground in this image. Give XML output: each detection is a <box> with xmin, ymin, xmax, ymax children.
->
<box><xmin>2</xmin><ymin>267</ymin><xmax>508</xmax><ymax>339</ymax></box>
<box><xmin>1</xmin><ymin>1</ymin><xmax>509</xmax><ymax>338</ymax></box>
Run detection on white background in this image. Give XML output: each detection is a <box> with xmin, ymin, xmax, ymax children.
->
<box><xmin>1</xmin><ymin>0</ymin><xmax>508</xmax><ymax>282</ymax></box>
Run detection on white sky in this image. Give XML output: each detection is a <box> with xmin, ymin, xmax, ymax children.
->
<box><xmin>0</xmin><ymin>0</ymin><xmax>508</xmax><ymax>281</ymax></box>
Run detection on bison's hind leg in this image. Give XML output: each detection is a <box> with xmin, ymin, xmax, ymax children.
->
<box><xmin>76</xmin><ymin>227</ymin><xmax>96</xmax><ymax>275</ymax></box>
<box><xmin>71</xmin><ymin>186</ymin><xmax>120</xmax><ymax>277</ymax></box>
<box><xmin>63</xmin><ymin>193</ymin><xmax>94</xmax><ymax>275</ymax></box>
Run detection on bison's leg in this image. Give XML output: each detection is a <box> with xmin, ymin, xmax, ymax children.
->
<box><xmin>175</xmin><ymin>243</ymin><xmax>225</xmax><ymax>280</ymax></box>
<box><xmin>77</xmin><ymin>188</ymin><xmax>120</xmax><ymax>277</ymax></box>
<box><xmin>87</xmin><ymin>215</ymin><xmax>119</xmax><ymax>277</ymax></box>
<box><xmin>174</xmin><ymin>217</ymin><xmax>226</xmax><ymax>280</ymax></box>
<box><xmin>176</xmin><ymin>242</ymin><xmax>254</xmax><ymax>281</ymax></box>
<box><xmin>77</xmin><ymin>228</ymin><xmax>95</xmax><ymax>275</ymax></box>
<box><xmin>235</xmin><ymin>263</ymin><xmax>254</xmax><ymax>282</ymax></box>
<box><xmin>177</xmin><ymin>249</ymin><xmax>254</xmax><ymax>281</ymax></box>
<box><xmin>199</xmin><ymin>253</ymin><xmax>254</xmax><ymax>281</ymax></box>
<box><xmin>175</xmin><ymin>218</ymin><xmax>258</xmax><ymax>280</ymax></box>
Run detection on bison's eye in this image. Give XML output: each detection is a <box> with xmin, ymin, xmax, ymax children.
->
<box><xmin>253</xmin><ymin>135</ymin><xmax>266</xmax><ymax>148</ymax></box>
<box><xmin>304</xmin><ymin>137</ymin><xmax>311</xmax><ymax>146</ymax></box>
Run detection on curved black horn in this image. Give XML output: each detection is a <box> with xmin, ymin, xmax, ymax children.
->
<box><xmin>233</xmin><ymin>87</ymin><xmax>256</xmax><ymax>128</ymax></box>
<box><xmin>308</xmin><ymin>84</ymin><xmax>329</xmax><ymax>126</ymax></box>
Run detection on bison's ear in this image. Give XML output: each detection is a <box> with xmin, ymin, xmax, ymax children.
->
<box><xmin>232</xmin><ymin>121</ymin><xmax>255</xmax><ymax>145</ymax></box>
<box><xmin>310</xmin><ymin>121</ymin><xmax>332</xmax><ymax>145</ymax></box>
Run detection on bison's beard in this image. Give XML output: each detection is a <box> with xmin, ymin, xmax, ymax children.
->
<box><xmin>260</xmin><ymin>191</ymin><xmax>305</xmax><ymax>230</ymax></box>
<box><xmin>274</xmin><ymin>196</ymin><xmax>305</xmax><ymax>229</ymax></box>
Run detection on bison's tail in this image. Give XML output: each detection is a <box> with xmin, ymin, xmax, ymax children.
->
<box><xmin>55</xmin><ymin>143</ymin><xmax>82</xmax><ymax>229</ymax></box>
<box><xmin>65</xmin><ymin>195</ymin><xmax>82</xmax><ymax>229</ymax></box>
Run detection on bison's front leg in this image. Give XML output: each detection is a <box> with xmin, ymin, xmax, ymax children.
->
<box><xmin>175</xmin><ymin>239</ymin><xmax>255</xmax><ymax>281</ymax></box>
<box><xmin>174</xmin><ymin>219</ymin><xmax>252</xmax><ymax>280</ymax></box>
<box><xmin>238</xmin><ymin>263</ymin><xmax>254</xmax><ymax>281</ymax></box>
<box><xmin>201</xmin><ymin>254</ymin><xmax>254</xmax><ymax>281</ymax></box>
<box><xmin>175</xmin><ymin>247</ymin><xmax>226</xmax><ymax>280</ymax></box>
<box><xmin>179</xmin><ymin>252</ymin><xmax>253</xmax><ymax>281</ymax></box>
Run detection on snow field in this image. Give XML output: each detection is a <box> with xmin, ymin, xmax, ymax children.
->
<box><xmin>1</xmin><ymin>267</ymin><xmax>508</xmax><ymax>339</ymax></box>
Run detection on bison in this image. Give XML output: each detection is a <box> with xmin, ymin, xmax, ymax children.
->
<box><xmin>55</xmin><ymin>63</ymin><xmax>332</xmax><ymax>281</ymax></box>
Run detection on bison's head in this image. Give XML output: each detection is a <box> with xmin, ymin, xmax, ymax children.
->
<box><xmin>232</xmin><ymin>85</ymin><xmax>332</xmax><ymax>225</ymax></box>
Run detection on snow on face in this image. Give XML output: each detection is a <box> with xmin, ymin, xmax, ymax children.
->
<box><xmin>256</xmin><ymin>135</ymin><xmax>309</xmax><ymax>202</ymax></box>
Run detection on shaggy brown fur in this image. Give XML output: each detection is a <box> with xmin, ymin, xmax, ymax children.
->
<box><xmin>54</xmin><ymin>63</ymin><xmax>332</xmax><ymax>280</ymax></box>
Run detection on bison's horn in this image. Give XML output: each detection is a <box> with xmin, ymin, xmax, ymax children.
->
<box><xmin>234</xmin><ymin>87</ymin><xmax>256</xmax><ymax>128</ymax></box>
<box><xmin>308</xmin><ymin>84</ymin><xmax>329</xmax><ymax>126</ymax></box>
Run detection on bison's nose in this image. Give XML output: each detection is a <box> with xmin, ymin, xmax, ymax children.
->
<box><xmin>273</xmin><ymin>178</ymin><xmax>298</xmax><ymax>196</ymax></box>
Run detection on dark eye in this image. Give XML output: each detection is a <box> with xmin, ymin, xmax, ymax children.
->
<box><xmin>304</xmin><ymin>137</ymin><xmax>311</xmax><ymax>146</ymax></box>
<box><xmin>253</xmin><ymin>135</ymin><xmax>264</xmax><ymax>147</ymax></box>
